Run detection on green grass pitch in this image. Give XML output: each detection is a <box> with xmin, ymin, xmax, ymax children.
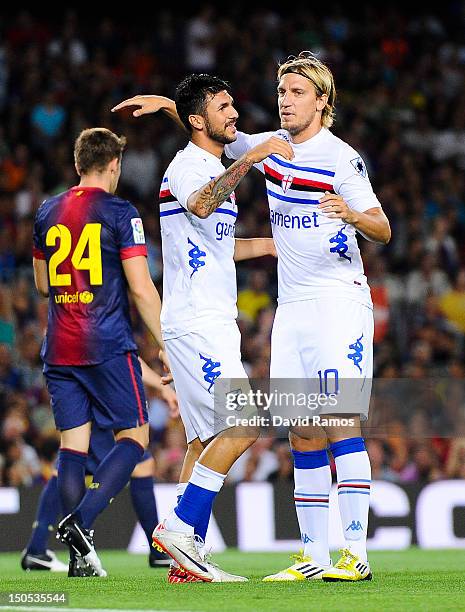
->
<box><xmin>0</xmin><ymin>549</ymin><xmax>464</xmax><ymax>611</ymax></box>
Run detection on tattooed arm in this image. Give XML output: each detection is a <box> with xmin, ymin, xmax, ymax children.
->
<box><xmin>187</xmin><ymin>137</ymin><xmax>294</xmax><ymax>219</ymax></box>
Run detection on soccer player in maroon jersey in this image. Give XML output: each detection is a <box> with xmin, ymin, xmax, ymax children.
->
<box><xmin>32</xmin><ymin>127</ymin><xmax>169</xmax><ymax>577</ymax></box>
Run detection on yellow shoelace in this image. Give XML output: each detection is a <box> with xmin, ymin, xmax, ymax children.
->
<box><xmin>334</xmin><ymin>548</ymin><xmax>357</xmax><ymax>570</ymax></box>
<box><xmin>290</xmin><ymin>550</ymin><xmax>311</xmax><ymax>565</ymax></box>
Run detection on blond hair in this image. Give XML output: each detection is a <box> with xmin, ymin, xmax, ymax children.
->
<box><xmin>278</xmin><ymin>52</ymin><xmax>336</xmax><ymax>128</ymax></box>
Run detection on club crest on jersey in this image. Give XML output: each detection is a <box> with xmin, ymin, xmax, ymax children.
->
<box><xmin>281</xmin><ymin>174</ymin><xmax>294</xmax><ymax>193</ymax></box>
<box><xmin>131</xmin><ymin>218</ymin><xmax>145</xmax><ymax>244</ymax></box>
<box><xmin>350</xmin><ymin>156</ymin><xmax>367</xmax><ymax>179</ymax></box>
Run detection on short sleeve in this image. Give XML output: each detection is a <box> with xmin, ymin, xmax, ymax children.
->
<box><xmin>168</xmin><ymin>158</ymin><xmax>210</xmax><ymax>210</ymax></box>
<box><xmin>334</xmin><ymin>146</ymin><xmax>381</xmax><ymax>213</ymax></box>
<box><xmin>32</xmin><ymin>210</ymin><xmax>45</xmax><ymax>259</ymax></box>
<box><xmin>116</xmin><ymin>203</ymin><xmax>148</xmax><ymax>260</ymax></box>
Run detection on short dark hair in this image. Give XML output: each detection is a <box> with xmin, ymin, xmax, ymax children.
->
<box><xmin>175</xmin><ymin>73</ymin><xmax>231</xmax><ymax>133</ymax></box>
<box><xmin>74</xmin><ymin>128</ymin><xmax>126</xmax><ymax>175</ymax></box>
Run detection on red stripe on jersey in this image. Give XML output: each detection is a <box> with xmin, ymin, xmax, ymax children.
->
<box><xmin>120</xmin><ymin>245</ymin><xmax>147</xmax><ymax>260</ymax></box>
<box><xmin>264</xmin><ymin>164</ymin><xmax>283</xmax><ymax>180</ymax></box>
<box><xmin>159</xmin><ymin>189</ymin><xmax>172</xmax><ymax>198</ymax></box>
<box><xmin>32</xmin><ymin>247</ymin><xmax>46</xmax><ymax>259</ymax></box>
<box><xmin>126</xmin><ymin>352</ymin><xmax>145</xmax><ymax>425</ymax></box>
<box><xmin>52</xmin><ymin>189</ymin><xmax>93</xmax><ymax>364</ymax></box>
<box><xmin>264</xmin><ymin>163</ymin><xmax>333</xmax><ymax>190</ymax></box>
<box><xmin>292</xmin><ymin>176</ymin><xmax>333</xmax><ymax>190</ymax></box>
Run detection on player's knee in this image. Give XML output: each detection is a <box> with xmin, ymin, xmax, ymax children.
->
<box><xmin>232</xmin><ymin>425</ymin><xmax>260</xmax><ymax>454</ymax></box>
<box><xmin>289</xmin><ymin>429</ymin><xmax>327</xmax><ymax>452</ymax></box>
<box><xmin>115</xmin><ymin>423</ymin><xmax>149</xmax><ymax>448</ymax></box>
<box><xmin>187</xmin><ymin>438</ymin><xmax>204</xmax><ymax>461</ymax></box>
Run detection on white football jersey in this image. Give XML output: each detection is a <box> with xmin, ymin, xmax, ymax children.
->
<box><xmin>225</xmin><ymin>128</ymin><xmax>381</xmax><ymax>307</ymax></box>
<box><xmin>159</xmin><ymin>141</ymin><xmax>238</xmax><ymax>339</ymax></box>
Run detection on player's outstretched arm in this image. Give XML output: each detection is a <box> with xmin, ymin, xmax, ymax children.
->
<box><xmin>122</xmin><ymin>256</ymin><xmax>165</xmax><ymax>351</ymax></box>
<box><xmin>188</xmin><ymin>137</ymin><xmax>294</xmax><ymax>219</ymax></box>
<box><xmin>111</xmin><ymin>95</ymin><xmax>186</xmax><ymax>132</ymax></box>
<box><xmin>234</xmin><ymin>238</ymin><xmax>277</xmax><ymax>262</ymax></box>
<box><xmin>33</xmin><ymin>257</ymin><xmax>49</xmax><ymax>297</ymax></box>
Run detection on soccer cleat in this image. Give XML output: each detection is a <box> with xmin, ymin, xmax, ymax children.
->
<box><xmin>152</xmin><ymin>521</ymin><xmax>213</xmax><ymax>582</ymax></box>
<box><xmin>20</xmin><ymin>549</ymin><xmax>68</xmax><ymax>572</ymax></box>
<box><xmin>168</xmin><ymin>566</ymin><xmax>203</xmax><ymax>583</ymax></box>
<box><xmin>57</xmin><ymin>514</ymin><xmax>107</xmax><ymax>578</ymax></box>
<box><xmin>68</xmin><ymin>550</ymin><xmax>102</xmax><ymax>578</ymax></box>
<box><xmin>322</xmin><ymin>549</ymin><xmax>372</xmax><ymax>582</ymax></box>
<box><xmin>263</xmin><ymin>552</ymin><xmax>328</xmax><ymax>581</ymax></box>
<box><xmin>149</xmin><ymin>549</ymin><xmax>171</xmax><ymax>567</ymax></box>
<box><xmin>204</xmin><ymin>558</ymin><xmax>248</xmax><ymax>583</ymax></box>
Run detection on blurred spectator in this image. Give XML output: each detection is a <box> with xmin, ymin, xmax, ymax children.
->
<box><xmin>438</xmin><ymin>268</ymin><xmax>465</xmax><ymax>333</ymax></box>
<box><xmin>120</xmin><ymin>132</ymin><xmax>160</xmax><ymax>200</ymax></box>
<box><xmin>0</xmin><ymin>7</ymin><xmax>464</xmax><ymax>484</ymax></box>
<box><xmin>237</xmin><ymin>270</ymin><xmax>271</xmax><ymax>324</ymax></box>
<box><xmin>31</xmin><ymin>92</ymin><xmax>66</xmax><ymax>148</ymax></box>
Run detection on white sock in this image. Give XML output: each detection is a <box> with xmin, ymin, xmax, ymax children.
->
<box><xmin>189</xmin><ymin>461</ymin><xmax>226</xmax><ymax>492</ymax></box>
<box><xmin>334</xmin><ymin>449</ymin><xmax>371</xmax><ymax>562</ymax></box>
<box><xmin>293</xmin><ymin>459</ymin><xmax>332</xmax><ymax>567</ymax></box>
<box><xmin>176</xmin><ymin>482</ymin><xmax>187</xmax><ymax>501</ymax></box>
<box><xmin>165</xmin><ymin>510</ymin><xmax>194</xmax><ymax>534</ymax></box>
<box><xmin>170</xmin><ymin>483</ymin><xmax>188</xmax><ymax>568</ymax></box>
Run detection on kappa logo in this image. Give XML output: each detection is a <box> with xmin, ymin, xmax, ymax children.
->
<box><xmin>281</xmin><ymin>174</ymin><xmax>294</xmax><ymax>193</ymax></box>
<box><xmin>347</xmin><ymin>334</ymin><xmax>364</xmax><ymax>374</ymax></box>
<box><xmin>346</xmin><ymin>520</ymin><xmax>363</xmax><ymax>532</ymax></box>
<box><xmin>188</xmin><ymin>238</ymin><xmax>206</xmax><ymax>277</ymax></box>
<box><xmin>199</xmin><ymin>353</ymin><xmax>221</xmax><ymax>393</ymax></box>
<box><xmin>350</xmin><ymin>156</ymin><xmax>367</xmax><ymax>179</ymax></box>
<box><xmin>329</xmin><ymin>226</ymin><xmax>352</xmax><ymax>262</ymax></box>
<box><xmin>302</xmin><ymin>533</ymin><xmax>314</xmax><ymax>544</ymax></box>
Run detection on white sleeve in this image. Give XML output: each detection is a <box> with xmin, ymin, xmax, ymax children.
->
<box><xmin>224</xmin><ymin>130</ymin><xmax>275</xmax><ymax>160</ymax></box>
<box><xmin>334</xmin><ymin>145</ymin><xmax>381</xmax><ymax>213</ymax></box>
<box><xmin>168</xmin><ymin>158</ymin><xmax>209</xmax><ymax>210</ymax></box>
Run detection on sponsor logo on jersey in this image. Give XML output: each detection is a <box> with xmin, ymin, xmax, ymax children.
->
<box><xmin>131</xmin><ymin>217</ymin><xmax>146</xmax><ymax>244</ymax></box>
<box><xmin>54</xmin><ymin>291</ymin><xmax>94</xmax><ymax>305</ymax></box>
<box><xmin>215</xmin><ymin>221</ymin><xmax>236</xmax><ymax>241</ymax></box>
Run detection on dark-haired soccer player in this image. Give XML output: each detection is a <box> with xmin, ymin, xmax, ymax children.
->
<box><xmin>114</xmin><ymin>75</ymin><xmax>293</xmax><ymax>582</ymax></box>
<box><xmin>33</xmin><ymin>127</ymin><xmax>169</xmax><ymax>577</ymax></box>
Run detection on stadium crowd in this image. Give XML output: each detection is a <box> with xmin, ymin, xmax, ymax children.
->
<box><xmin>1</xmin><ymin>5</ymin><xmax>465</xmax><ymax>489</ymax></box>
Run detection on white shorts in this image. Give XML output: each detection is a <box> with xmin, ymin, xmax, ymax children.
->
<box><xmin>165</xmin><ymin>322</ymin><xmax>249</xmax><ymax>443</ymax></box>
<box><xmin>270</xmin><ymin>298</ymin><xmax>373</xmax><ymax>418</ymax></box>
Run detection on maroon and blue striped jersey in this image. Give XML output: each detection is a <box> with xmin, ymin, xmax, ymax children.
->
<box><xmin>33</xmin><ymin>186</ymin><xmax>147</xmax><ymax>366</ymax></box>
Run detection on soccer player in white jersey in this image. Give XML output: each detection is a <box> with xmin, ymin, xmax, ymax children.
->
<box><xmin>113</xmin><ymin>74</ymin><xmax>293</xmax><ymax>583</ymax></box>
<box><xmin>114</xmin><ymin>52</ymin><xmax>391</xmax><ymax>583</ymax></box>
<box><xmin>223</xmin><ymin>52</ymin><xmax>391</xmax><ymax>583</ymax></box>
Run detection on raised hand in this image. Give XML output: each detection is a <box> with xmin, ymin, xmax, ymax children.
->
<box><xmin>111</xmin><ymin>95</ymin><xmax>173</xmax><ymax>117</ymax></box>
<box><xmin>246</xmin><ymin>136</ymin><xmax>294</xmax><ymax>164</ymax></box>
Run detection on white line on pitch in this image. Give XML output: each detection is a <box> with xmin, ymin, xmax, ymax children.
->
<box><xmin>0</xmin><ymin>607</ymin><xmax>193</xmax><ymax>612</ymax></box>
